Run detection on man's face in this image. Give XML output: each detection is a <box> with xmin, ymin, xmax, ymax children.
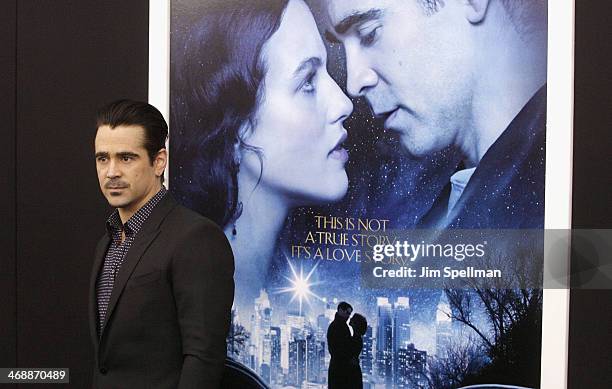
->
<box><xmin>326</xmin><ymin>0</ymin><xmax>476</xmax><ymax>157</ymax></box>
<box><xmin>95</xmin><ymin>125</ymin><xmax>165</xmax><ymax>215</ymax></box>
<box><xmin>338</xmin><ymin>307</ymin><xmax>352</xmax><ymax>320</ymax></box>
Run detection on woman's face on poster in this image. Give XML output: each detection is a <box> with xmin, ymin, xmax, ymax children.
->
<box><xmin>241</xmin><ymin>0</ymin><xmax>353</xmax><ymax>205</ymax></box>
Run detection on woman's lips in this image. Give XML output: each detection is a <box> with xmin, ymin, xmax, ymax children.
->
<box><xmin>329</xmin><ymin>147</ymin><xmax>349</xmax><ymax>162</ymax></box>
<box><xmin>329</xmin><ymin>130</ymin><xmax>348</xmax><ymax>162</ymax></box>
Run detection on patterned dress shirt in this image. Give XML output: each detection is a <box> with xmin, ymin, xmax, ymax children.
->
<box><xmin>96</xmin><ymin>187</ymin><xmax>167</xmax><ymax>337</ymax></box>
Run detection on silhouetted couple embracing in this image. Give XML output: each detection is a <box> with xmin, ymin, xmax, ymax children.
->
<box><xmin>327</xmin><ymin>302</ymin><xmax>367</xmax><ymax>389</ymax></box>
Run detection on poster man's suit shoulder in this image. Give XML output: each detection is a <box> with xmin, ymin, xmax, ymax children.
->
<box><xmin>419</xmin><ymin>86</ymin><xmax>547</xmax><ymax>229</ymax></box>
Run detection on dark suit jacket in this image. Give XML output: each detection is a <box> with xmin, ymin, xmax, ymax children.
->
<box><xmin>89</xmin><ymin>194</ymin><xmax>234</xmax><ymax>388</ymax></box>
<box><xmin>419</xmin><ymin>85</ymin><xmax>546</xmax><ymax>229</ymax></box>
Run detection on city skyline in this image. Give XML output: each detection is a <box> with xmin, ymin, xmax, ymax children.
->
<box><xmin>229</xmin><ymin>289</ymin><xmax>459</xmax><ymax>388</ymax></box>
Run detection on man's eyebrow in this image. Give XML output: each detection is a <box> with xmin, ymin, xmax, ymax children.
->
<box><xmin>95</xmin><ymin>151</ymin><xmax>140</xmax><ymax>159</ymax></box>
<box><xmin>293</xmin><ymin>57</ymin><xmax>322</xmax><ymax>78</ymax></box>
<box><xmin>117</xmin><ymin>151</ymin><xmax>140</xmax><ymax>158</ymax></box>
<box><xmin>334</xmin><ymin>9</ymin><xmax>382</xmax><ymax>35</ymax></box>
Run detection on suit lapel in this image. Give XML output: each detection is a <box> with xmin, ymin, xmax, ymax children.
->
<box><xmin>99</xmin><ymin>194</ymin><xmax>177</xmax><ymax>339</ymax></box>
<box><xmin>418</xmin><ymin>183</ymin><xmax>451</xmax><ymax>228</ymax></box>
<box><xmin>89</xmin><ymin>234</ymin><xmax>110</xmax><ymax>350</ymax></box>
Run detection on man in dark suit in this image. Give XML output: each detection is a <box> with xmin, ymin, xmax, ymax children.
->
<box><xmin>90</xmin><ymin>100</ymin><xmax>234</xmax><ymax>388</ymax></box>
<box><xmin>327</xmin><ymin>301</ymin><xmax>354</xmax><ymax>388</ymax></box>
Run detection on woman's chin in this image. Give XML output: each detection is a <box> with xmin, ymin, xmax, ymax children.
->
<box><xmin>314</xmin><ymin>174</ymin><xmax>349</xmax><ymax>203</ymax></box>
<box><xmin>283</xmin><ymin>172</ymin><xmax>348</xmax><ymax>205</ymax></box>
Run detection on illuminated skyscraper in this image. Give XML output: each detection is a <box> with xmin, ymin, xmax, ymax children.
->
<box><xmin>361</xmin><ymin>325</ymin><xmax>374</xmax><ymax>376</ymax></box>
<box><xmin>270</xmin><ymin>326</ymin><xmax>282</xmax><ymax>385</ymax></box>
<box><xmin>287</xmin><ymin>310</ymin><xmax>305</xmax><ymax>330</ymax></box>
<box><xmin>376</xmin><ymin>297</ymin><xmax>393</xmax><ymax>386</ymax></box>
<box><xmin>394</xmin><ymin>297</ymin><xmax>411</xmax><ymax>350</ymax></box>
<box><xmin>317</xmin><ymin>313</ymin><xmax>330</xmax><ymax>333</ymax></box>
<box><xmin>288</xmin><ymin>338</ymin><xmax>306</xmax><ymax>386</ymax></box>
<box><xmin>393</xmin><ymin>297</ymin><xmax>411</xmax><ymax>386</ymax></box>
<box><xmin>396</xmin><ymin>344</ymin><xmax>427</xmax><ymax>388</ymax></box>
<box><xmin>253</xmin><ymin>289</ymin><xmax>272</xmax><ymax>375</ymax></box>
<box><xmin>306</xmin><ymin>332</ymin><xmax>325</xmax><ymax>383</ymax></box>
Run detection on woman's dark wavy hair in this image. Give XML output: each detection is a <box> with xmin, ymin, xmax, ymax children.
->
<box><xmin>171</xmin><ymin>0</ymin><xmax>289</xmax><ymax>227</ymax></box>
<box><xmin>350</xmin><ymin>313</ymin><xmax>368</xmax><ymax>336</ymax></box>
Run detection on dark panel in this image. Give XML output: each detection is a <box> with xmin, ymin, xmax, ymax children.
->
<box><xmin>0</xmin><ymin>0</ymin><xmax>17</xmax><ymax>369</ymax></box>
<box><xmin>569</xmin><ymin>0</ymin><xmax>612</xmax><ymax>388</ymax></box>
<box><xmin>16</xmin><ymin>0</ymin><xmax>148</xmax><ymax>387</ymax></box>
<box><xmin>571</xmin><ymin>3</ymin><xmax>612</xmax><ymax>229</ymax></box>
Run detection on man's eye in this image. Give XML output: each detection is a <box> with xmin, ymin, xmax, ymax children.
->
<box><xmin>359</xmin><ymin>26</ymin><xmax>381</xmax><ymax>47</ymax></box>
<box><xmin>97</xmin><ymin>157</ymin><xmax>107</xmax><ymax>163</ymax></box>
<box><xmin>122</xmin><ymin>156</ymin><xmax>132</xmax><ymax>162</ymax></box>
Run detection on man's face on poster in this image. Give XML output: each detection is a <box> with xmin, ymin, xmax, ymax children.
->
<box><xmin>326</xmin><ymin>0</ymin><xmax>477</xmax><ymax>157</ymax></box>
<box><xmin>338</xmin><ymin>306</ymin><xmax>352</xmax><ymax>320</ymax></box>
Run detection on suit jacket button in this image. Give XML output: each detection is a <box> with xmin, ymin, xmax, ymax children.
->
<box><xmin>100</xmin><ymin>367</ymin><xmax>108</xmax><ymax>375</ymax></box>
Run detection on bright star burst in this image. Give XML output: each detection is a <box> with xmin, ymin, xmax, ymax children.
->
<box><xmin>275</xmin><ymin>258</ymin><xmax>323</xmax><ymax>315</ymax></box>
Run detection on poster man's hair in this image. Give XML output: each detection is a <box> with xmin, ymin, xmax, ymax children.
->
<box><xmin>338</xmin><ymin>301</ymin><xmax>353</xmax><ymax>312</ymax></box>
<box><xmin>420</xmin><ymin>0</ymin><xmax>547</xmax><ymax>32</ymax></box>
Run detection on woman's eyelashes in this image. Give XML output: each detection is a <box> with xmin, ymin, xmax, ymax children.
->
<box><xmin>300</xmin><ymin>70</ymin><xmax>317</xmax><ymax>94</ymax></box>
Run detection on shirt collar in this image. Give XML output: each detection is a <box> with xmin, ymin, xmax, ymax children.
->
<box><xmin>105</xmin><ymin>186</ymin><xmax>167</xmax><ymax>237</ymax></box>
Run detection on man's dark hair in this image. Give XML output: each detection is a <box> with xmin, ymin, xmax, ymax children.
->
<box><xmin>419</xmin><ymin>0</ymin><xmax>547</xmax><ymax>33</ymax></box>
<box><xmin>418</xmin><ymin>0</ymin><xmax>443</xmax><ymax>15</ymax></box>
<box><xmin>96</xmin><ymin>99</ymin><xmax>169</xmax><ymax>167</ymax></box>
<box><xmin>338</xmin><ymin>301</ymin><xmax>353</xmax><ymax>312</ymax></box>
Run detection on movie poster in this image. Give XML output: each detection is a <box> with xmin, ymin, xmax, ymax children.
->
<box><xmin>168</xmin><ymin>0</ymin><xmax>549</xmax><ymax>387</ymax></box>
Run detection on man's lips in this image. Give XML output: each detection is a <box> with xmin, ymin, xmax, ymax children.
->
<box><xmin>384</xmin><ymin>108</ymin><xmax>401</xmax><ymax>129</ymax></box>
<box><xmin>374</xmin><ymin>107</ymin><xmax>399</xmax><ymax>126</ymax></box>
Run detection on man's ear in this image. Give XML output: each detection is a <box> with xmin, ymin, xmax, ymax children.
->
<box><xmin>464</xmin><ymin>0</ymin><xmax>490</xmax><ymax>24</ymax></box>
<box><xmin>154</xmin><ymin>148</ymin><xmax>168</xmax><ymax>178</ymax></box>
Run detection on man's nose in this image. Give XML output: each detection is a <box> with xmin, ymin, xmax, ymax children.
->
<box><xmin>345</xmin><ymin>47</ymin><xmax>378</xmax><ymax>97</ymax></box>
<box><xmin>106</xmin><ymin>159</ymin><xmax>120</xmax><ymax>178</ymax></box>
<box><xmin>328</xmin><ymin>78</ymin><xmax>354</xmax><ymax>126</ymax></box>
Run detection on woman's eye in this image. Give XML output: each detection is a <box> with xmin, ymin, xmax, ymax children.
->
<box><xmin>301</xmin><ymin>73</ymin><xmax>316</xmax><ymax>94</ymax></box>
<box><xmin>302</xmin><ymin>80</ymin><xmax>315</xmax><ymax>93</ymax></box>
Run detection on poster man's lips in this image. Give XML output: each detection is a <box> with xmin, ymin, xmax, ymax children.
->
<box><xmin>373</xmin><ymin>107</ymin><xmax>399</xmax><ymax>121</ymax></box>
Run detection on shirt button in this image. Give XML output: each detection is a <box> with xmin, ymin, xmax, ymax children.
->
<box><xmin>100</xmin><ymin>367</ymin><xmax>108</xmax><ymax>375</ymax></box>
